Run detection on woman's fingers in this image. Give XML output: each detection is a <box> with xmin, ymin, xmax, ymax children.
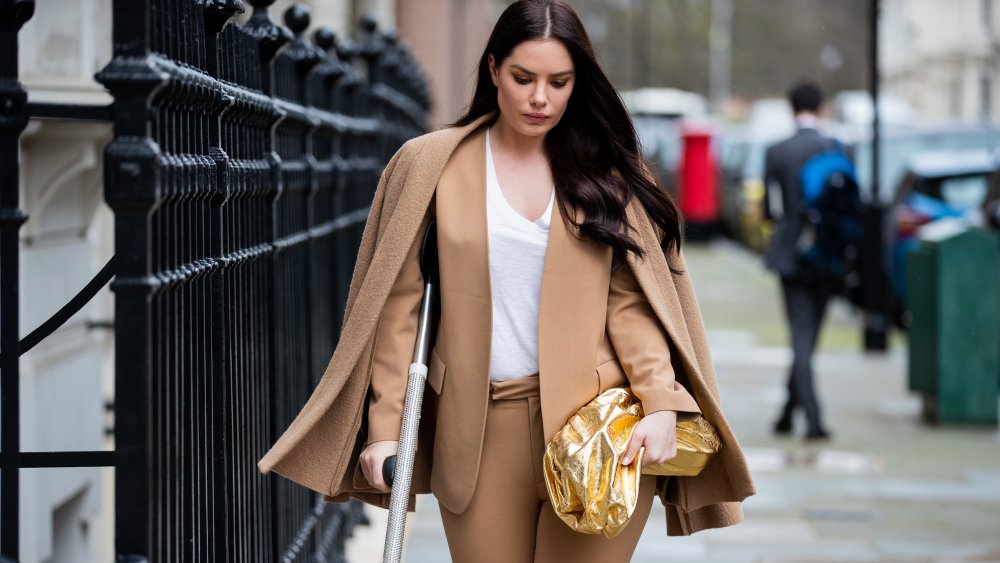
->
<box><xmin>367</xmin><ymin>455</ymin><xmax>389</xmax><ymax>492</ymax></box>
<box><xmin>623</xmin><ymin>411</ymin><xmax>679</xmax><ymax>467</ymax></box>
<box><xmin>622</xmin><ymin>428</ymin><xmax>645</xmax><ymax>466</ymax></box>
<box><xmin>359</xmin><ymin>441</ymin><xmax>397</xmax><ymax>493</ymax></box>
<box><xmin>641</xmin><ymin>440</ymin><xmax>677</xmax><ymax>467</ymax></box>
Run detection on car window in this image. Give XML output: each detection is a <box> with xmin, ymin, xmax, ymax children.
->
<box><xmin>658</xmin><ymin>136</ymin><xmax>683</xmax><ymax>172</ymax></box>
<box><xmin>854</xmin><ymin>130</ymin><xmax>1000</xmax><ymax>203</ymax></box>
<box><xmin>632</xmin><ymin>115</ymin><xmax>682</xmax><ymax>171</ymax></box>
<box><xmin>721</xmin><ymin>142</ymin><xmax>747</xmax><ymax>174</ymax></box>
<box><xmin>743</xmin><ymin>143</ymin><xmax>767</xmax><ymax>179</ymax></box>
<box><xmin>938</xmin><ymin>174</ymin><xmax>991</xmax><ymax>208</ymax></box>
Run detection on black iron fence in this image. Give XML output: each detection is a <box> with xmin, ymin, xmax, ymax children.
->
<box><xmin>0</xmin><ymin>0</ymin><xmax>430</xmax><ymax>560</ymax></box>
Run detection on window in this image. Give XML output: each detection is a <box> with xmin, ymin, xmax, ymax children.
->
<box><xmin>938</xmin><ymin>175</ymin><xmax>990</xmax><ymax>208</ymax></box>
<box><xmin>983</xmin><ymin>0</ymin><xmax>993</xmax><ymax>31</ymax></box>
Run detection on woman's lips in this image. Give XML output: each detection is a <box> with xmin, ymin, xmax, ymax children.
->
<box><xmin>525</xmin><ymin>113</ymin><xmax>549</xmax><ymax>123</ymax></box>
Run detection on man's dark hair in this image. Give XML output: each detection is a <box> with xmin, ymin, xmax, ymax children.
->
<box><xmin>788</xmin><ymin>81</ymin><xmax>824</xmax><ymax>114</ymax></box>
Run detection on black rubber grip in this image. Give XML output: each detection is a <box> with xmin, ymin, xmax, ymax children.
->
<box><xmin>382</xmin><ymin>455</ymin><xmax>397</xmax><ymax>487</ymax></box>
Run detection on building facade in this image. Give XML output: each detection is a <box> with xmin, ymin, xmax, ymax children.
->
<box><xmin>882</xmin><ymin>0</ymin><xmax>1000</xmax><ymax>123</ymax></box>
<box><xmin>16</xmin><ymin>1</ymin><xmax>113</xmax><ymax>560</ymax></box>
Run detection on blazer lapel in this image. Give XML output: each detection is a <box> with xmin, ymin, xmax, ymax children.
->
<box><xmin>426</xmin><ymin>125</ymin><xmax>497</xmax><ymax>510</ymax></box>
<box><xmin>435</xmin><ymin>126</ymin><xmax>492</xmax><ymax>381</ymax></box>
<box><xmin>538</xmin><ymin>202</ymin><xmax>613</xmax><ymax>440</ymax></box>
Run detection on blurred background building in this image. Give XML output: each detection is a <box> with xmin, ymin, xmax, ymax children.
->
<box><xmin>16</xmin><ymin>1</ymin><xmax>113</xmax><ymax>560</ymax></box>
<box><xmin>883</xmin><ymin>0</ymin><xmax>1000</xmax><ymax>123</ymax></box>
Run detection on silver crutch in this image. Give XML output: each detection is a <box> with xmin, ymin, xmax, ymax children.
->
<box><xmin>381</xmin><ymin>219</ymin><xmax>438</xmax><ymax>563</ymax></box>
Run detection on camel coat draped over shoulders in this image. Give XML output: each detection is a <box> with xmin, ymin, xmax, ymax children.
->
<box><xmin>257</xmin><ymin>112</ymin><xmax>756</xmax><ymax>536</ymax></box>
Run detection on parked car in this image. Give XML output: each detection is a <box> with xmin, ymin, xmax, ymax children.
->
<box><xmin>852</xmin><ymin>124</ymin><xmax>1000</xmax><ymax>205</ymax></box>
<box><xmin>888</xmin><ymin>148</ymin><xmax>999</xmax><ymax>324</ymax></box>
<box><xmin>717</xmin><ymin>129</ymin><xmax>776</xmax><ymax>251</ymax></box>
<box><xmin>633</xmin><ymin>113</ymin><xmax>684</xmax><ymax>191</ymax></box>
<box><xmin>718</xmin><ymin>125</ymin><xmax>749</xmax><ymax>239</ymax></box>
<box><xmin>626</xmin><ymin>88</ymin><xmax>709</xmax><ymax>193</ymax></box>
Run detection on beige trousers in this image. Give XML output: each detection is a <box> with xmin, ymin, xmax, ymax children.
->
<box><xmin>438</xmin><ymin>374</ymin><xmax>656</xmax><ymax>563</ymax></box>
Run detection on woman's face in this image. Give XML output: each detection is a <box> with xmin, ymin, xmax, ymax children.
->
<box><xmin>488</xmin><ymin>38</ymin><xmax>575</xmax><ymax>139</ymax></box>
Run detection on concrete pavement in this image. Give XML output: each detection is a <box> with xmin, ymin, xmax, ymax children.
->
<box><xmin>346</xmin><ymin>240</ymin><xmax>1000</xmax><ymax>562</ymax></box>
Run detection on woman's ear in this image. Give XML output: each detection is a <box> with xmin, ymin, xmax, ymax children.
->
<box><xmin>488</xmin><ymin>54</ymin><xmax>498</xmax><ymax>86</ymax></box>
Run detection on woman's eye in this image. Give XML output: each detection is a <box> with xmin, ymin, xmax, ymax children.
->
<box><xmin>514</xmin><ymin>77</ymin><xmax>531</xmax><ymax>85</ymax></box>
<box><xmin>552</xmin><ymin>81</ymin><xmax>568</xmax><ymax>88</ymax></box>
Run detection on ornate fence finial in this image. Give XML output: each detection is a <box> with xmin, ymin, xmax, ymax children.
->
<box><xmin>313</xmin><ymin>26</ymin><xmax>336</xmax><ymax>53</ymax></box>
<box><xmin>360</xmin><ymin>13</ymin><xmax>378</xmax><ymax>35</ymax></box>
<box><xmin>281</xmin><ymin>4</ymin><xmax>322</xmax><ymax>76</ymax></box>
<box><xmin>310</xmin><ymin>25</ymin><xmax>348</xmax><ymax>108</ymax></box>
<box><xmin>336</xmin><ymin>36</ymin><xmax>358</xmax><ymax>63</ymax></box>
<box><xmin>245</xmin><ymin>0</ymin><xmax>293</xmax><ymax>62</ymax></box>
<box><xmin>356</xmin><ymin>14</ymin><xmax>386</xmax><ymax>84</ymax></box>
<box><xmin>283</xmin><ymin>4</ymin><xmax>309</xmax><ymax>36</ymax></box>
<box><xmin>204</xmin><ymin>0</ymin><xmax>245</xmax><ymax>34</ymax></box>
<box><xmin>0</xmin><ymin>0</ymin><xmax>35</xmax><ymax>29</ymax></box>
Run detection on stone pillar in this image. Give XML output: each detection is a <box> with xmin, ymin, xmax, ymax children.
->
<box><xmin>397</xmin><ymin>0</ymin><xmax>497</xmax><ymax>128</ymax></box>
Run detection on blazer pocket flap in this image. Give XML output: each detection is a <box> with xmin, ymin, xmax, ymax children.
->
<box><xmin>596</xmin><ymin>358</ymin><xmax>627</xmax><ymax>391</ymax></box>
<box><xmin>427</xmin><ymin>347</ymin><xmax>446</xmax><ymax>394</ymax></box>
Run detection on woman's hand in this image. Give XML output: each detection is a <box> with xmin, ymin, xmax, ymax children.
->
<box><xmin>622</xmin><ymin>410</ymin><xmax>678</xmax><ymax>467</ymax></box>
<box><xmin>360</xmin><ymin>440</ymin><xmax>399</xmax><ymax>493</ymax></box>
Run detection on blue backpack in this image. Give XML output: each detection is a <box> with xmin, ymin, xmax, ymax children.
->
<box><xmin>797</xmin><ymin>143</ymin><xmax>864</xmax><ymax>280</ymax></box>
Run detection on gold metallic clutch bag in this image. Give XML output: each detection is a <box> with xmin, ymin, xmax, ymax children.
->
<box><xmin>541</xmin><ymin>386</ymin><xmax>721</xmax><ymax>538</ymax></box>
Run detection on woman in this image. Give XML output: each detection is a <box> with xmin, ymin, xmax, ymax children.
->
<box><xmin>259</xmin><ymin>1</ymin><xmax>755</xmax><ymax>560</ymax></box>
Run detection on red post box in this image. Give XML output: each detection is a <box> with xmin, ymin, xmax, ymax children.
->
<box><xmin>678</xmin><ymin>122</ymin><xmax>719</xmax><ymax>240</ymax></box>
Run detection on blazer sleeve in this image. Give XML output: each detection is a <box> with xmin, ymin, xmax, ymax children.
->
<box><xmin>607</xmin><ymin>261</ymin><xmax>702</xmax><ymax>419</ymax></box>
<box><xmin>364</xmin><ymin>207</ymin><xmax>433</xmax><ymax>446</ymax></box>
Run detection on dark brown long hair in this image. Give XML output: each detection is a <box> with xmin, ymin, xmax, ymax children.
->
<box><xmin>452</xmin><ymin>0</ymin><xmax>683</xmax><ymax>270</ymax></box>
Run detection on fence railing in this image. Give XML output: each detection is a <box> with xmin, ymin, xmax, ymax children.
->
<box><xmin>0</xmin><ymin>0</ymin><xmax>430</xmax><ymax>560</ymax></box>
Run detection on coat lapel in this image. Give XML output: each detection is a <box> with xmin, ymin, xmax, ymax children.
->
<box><xmin>624</xmin><ymin>198</ymin><xmax>704</xmax><ymax>385</ymax></box>
<box><xmin>338</xmin><ymin>114</ymin><xmax>493</xmax><ymax>343</ymax></box>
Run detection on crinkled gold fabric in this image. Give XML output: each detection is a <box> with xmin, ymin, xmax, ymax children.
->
<box><xmin>542</xmin><ymin>386</ymin><xmax>721</xmax><ymax>538</ymax></box>
<box><xmin>643</xmin><ymin>414</ymin><xmax>721</xmax><ymax>477</ymax></box>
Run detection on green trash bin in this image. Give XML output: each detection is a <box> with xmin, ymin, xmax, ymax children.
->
<box><xmin>907</xmin><ymin>224</ymin><xmax>999</xmax><ymax>425</ymax></box>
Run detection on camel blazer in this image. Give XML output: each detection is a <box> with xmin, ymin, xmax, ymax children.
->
<box><xmin>258</xmin><ymin>112</ymin><xmax>756</xmax><ymax>536</ymax></box>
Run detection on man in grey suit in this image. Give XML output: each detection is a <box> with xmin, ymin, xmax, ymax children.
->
<box><xmin>762</xmin><ymin>82</ymin><xmax>834</xmax><ymax>440</ymax></box>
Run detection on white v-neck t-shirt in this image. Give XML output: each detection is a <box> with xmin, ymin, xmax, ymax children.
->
<box><xmin>485</xmin><ymin>127</ymin><xmax>555</xmax><ymax>382</ymax></box>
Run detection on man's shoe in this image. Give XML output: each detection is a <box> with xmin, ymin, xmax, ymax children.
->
<box><xmin>804</xmin><ymin>428</ymin><xmax>831</xmax><ymax>441</ymax></box>
<box><xmin>773</xmin><ymin>418</ymin><xmax>793</xmax><ymax>436</ymax></box>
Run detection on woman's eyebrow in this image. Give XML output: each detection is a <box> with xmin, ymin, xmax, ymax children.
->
<box><xmin>510</xmin><ymin>64</ymin><xmax>574</xmax><ymax>77</ymax></box>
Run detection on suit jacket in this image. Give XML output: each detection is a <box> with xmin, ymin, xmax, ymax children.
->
<box><xmin>257</xmin><ymin>111</ymin><xmax>756</xmax><ymax>536</ymax></box>
<box><xmin>762</xmin><ymin>127</ymin><xmax>832</xmax><ymax>276</ymax></box>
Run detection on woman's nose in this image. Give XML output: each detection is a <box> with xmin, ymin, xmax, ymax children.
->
<box><xmin>530</xmin><ymin>84</ymin><xmax>547</xmax><ymax>107</ymax></box>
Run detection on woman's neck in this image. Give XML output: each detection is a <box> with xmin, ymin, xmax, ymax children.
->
<box><xmin>490</xmin><ymin>116</ymin><xmax>547</xmax><ymax>160</ymax></box>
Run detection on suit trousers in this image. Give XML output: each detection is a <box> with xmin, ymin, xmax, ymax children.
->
<box><xmin>438</xmin><ymin>374</ymin><xmax>656</xmax><ymax>562</ymax></box>
<box><xmin>778</xmin><ymin>274</ymin><xmax>835</xmax><ymax>432</ymax></box>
